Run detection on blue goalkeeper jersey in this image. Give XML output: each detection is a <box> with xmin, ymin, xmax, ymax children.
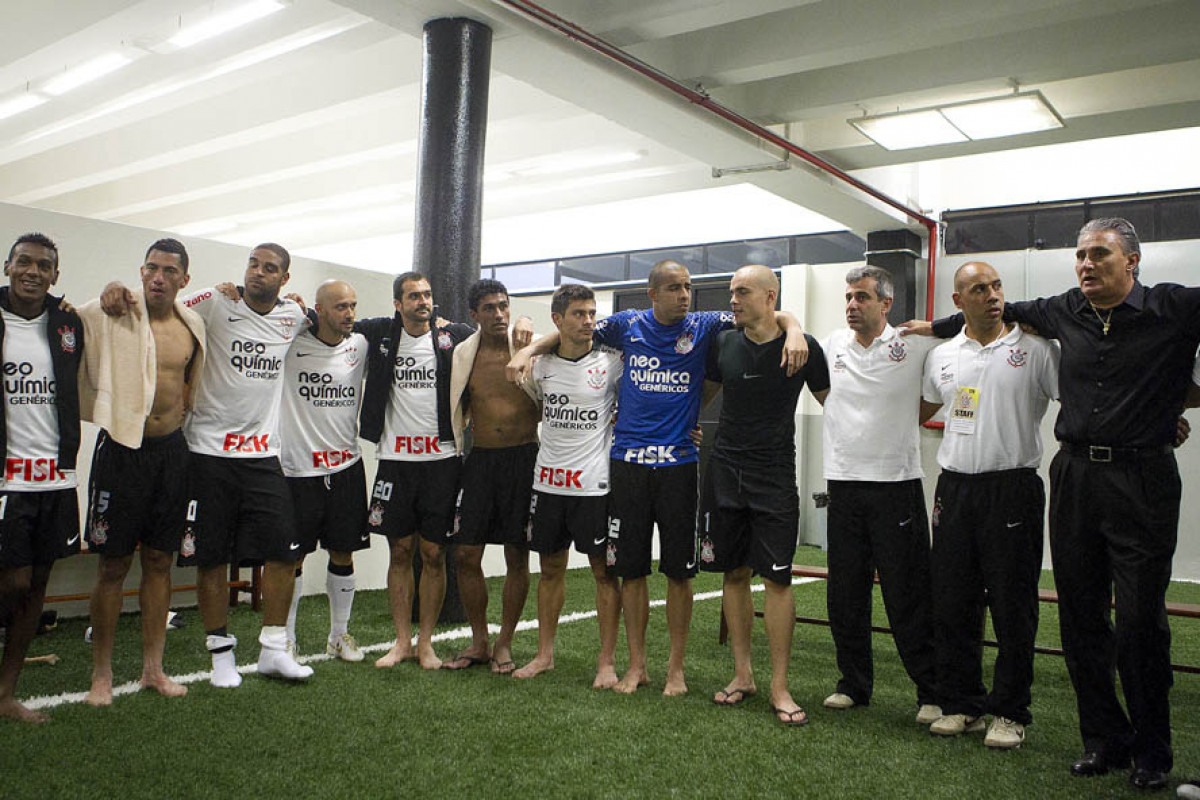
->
<box><xmin>594</xmin><ymin>308</ymin><xmax>733</xmax><ymax>466</ymax></box>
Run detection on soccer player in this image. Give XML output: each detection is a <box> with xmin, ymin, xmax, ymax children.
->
<box><xmin>279</xmin><ymin>280</ymin><xmax>368</xmax><ymax>662</ymax></box>
<box><xmin>509</xmin><ymin>261</ymin><xmax>806</xmax><ymax>695</ymax></box>
<box><xmin>358</xmin><ymin>272</ymin><xmax>475</xmax><ymax>670</ymax></box>
<box><xmin>700</xmin><ymin>265</ymin><xmax>829</xmax><ymax>725</ymax></box>
<box><xmin>918</xmin><ymin>262</ymin><xmax>1058</xmax><ymax>748</ymax></box>
<box><xmin>446</xmin><ymin>279</ymin><xmax>540</xmax><ymax>675</ymax></box>
<box><xmin>512</xmin><ymin>284</ymin><xmax>622</xmax><ymax>687</ymax></box>
<box><xmin>79</xmin><ymin>238</ymin><xmax>204</xmax><ymax>706</ymax></box>
<box><xmin>0</xmin><ymin>233</ymin><xmax>84</xmax><ymax>723</ymax></box>
<box><xmin>102</xmin><ymin>243</ymin><xmax>312</xmax><ymax>686</ymax></box>
<box><xmin>818</xmin><ymin>265</ymin><xmax>940</xmax><ymax>724</ymax></box>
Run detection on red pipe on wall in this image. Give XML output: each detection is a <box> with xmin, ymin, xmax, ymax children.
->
<box><xmin>491</xmin><ymin>0</ymin><xmax>940</xmax><ymax>318</ymax></box>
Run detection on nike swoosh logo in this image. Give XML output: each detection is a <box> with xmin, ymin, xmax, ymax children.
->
<box><xmin>360</xmin><ymin>534</ymin><xmax>369</xmax><ymax>541</ymax></box>
<box><xmin>772</xmin><ymin>562</ymin><xmax>790</xmax><ymax>572</ymax></box>
<box><xmin>67</xmin><ymin>533</ymin><xmax>80</xmax><ymax>546</ymax></box>
<box><xmin>227</xmin><ymin>317</ymin><xmax>245</xmax><ymax>323</ymax></box>
<box><xmin>685</xmin><ymin>560</ymin><xmax>696</xmax><ymax>570</ymax></box>
<box><xmin>593</xmin><ymin>537</ymin><xmax>607</xmax><ymax>546</ymax></box>
<box><xmin>339</xmin><ymin>588</ymin><xmax>353</xmax><ymax>593</ymax></box>
<box><xmin>630</xmin><ymin>337</ymin><xmax>645</xmax><ymax>342</ymax></box>
<box><xmin>289</xmin><ymin>542</ymin><xmax>300</xmax><ymax>550</ymax></box>
<box><xmin>1005</xmin><ymin>521</ymin><xmax>1022</xmax><ymax>528</ymax></box>
<box><xmin>742</xmin><ymin>373</ymin><xmax>762</xmax><ymax>379</ymax></box>
<box><xmin>295</xmin><ymin>352</ymin><xmax>312</xmax><ymax>358</ymax></box>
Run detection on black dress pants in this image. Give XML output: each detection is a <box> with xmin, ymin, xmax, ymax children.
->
<box><xmin>1049</xmin><ymin>449</ymin><xmax>1179</xmax><ymax>772</ymax></box>
<box><xmin>827</xmin><ymin>479</ymin><xmax>937</xmax><ymax>705</ymax></box>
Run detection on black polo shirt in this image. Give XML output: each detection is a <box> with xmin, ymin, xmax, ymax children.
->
<box><xmin>933</xmin><ymin>281</ymin><xmax>1200</xmax><ymax>448</ymax></box>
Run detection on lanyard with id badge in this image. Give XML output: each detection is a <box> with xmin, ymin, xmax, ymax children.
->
<box><xmin>948</xmin><ymin>386</ymin><xmax>979</xmax><ymax>434</ymax></box>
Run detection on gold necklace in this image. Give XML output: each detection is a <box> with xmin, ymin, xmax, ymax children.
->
<box><xmin>1089</xmin><ymin>303</ymin><xmax>1114</xmax><ymax>335</ymax></box>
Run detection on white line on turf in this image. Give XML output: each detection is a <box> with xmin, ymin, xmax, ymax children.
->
<box><xmin>25</xmin><ymin>576</ymin><xmax>820</xmax><ymax>711</ymax></box>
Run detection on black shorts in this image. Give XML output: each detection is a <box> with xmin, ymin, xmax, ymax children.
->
<box><xmin>456</xmin><ymin>443</ymin><xmax>538</xmax><ymax>547</ymax></box>
<box><xmin>527</xmin><ymin>490</ymin><xmax>608</xmax><ymax>557</ymax></box>
<box><xmin>697</xmin><ymin>457</ymin><xmax>799</xmax><ymax>586</ymax></box>
<box><xmin>0</xmin><ymin>488</ymin><xmax>80</xmax><ymax>568</ymax></box>
<box><xmin>606</xmin><ymin>459</ymin><xmax>698</xmax><ymax>580</ymax></box>
<box><xmin>368</xmin><ymin>457</ymin><xmax>461</xmax><ymax>544</ymax></box>
<box><xmin>288</xmin><ymin>459</ymin><xmax>370</xmax><ymax>557</ymax></box>
<box><xmin>86</xmin><ymin>429</ymin><xmax>190</xmax><ymax>558</ymax></box>
<box><xmin>181</xmin><ymin>453</ymin><xmax>298</xmax><ymax>568</ymax></box>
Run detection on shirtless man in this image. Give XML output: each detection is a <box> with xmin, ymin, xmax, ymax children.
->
<box><xmin>80</xmin><ymin>238</ymin><xmax>204</xmax><ymax>706</ymax></box>
<box><xmin>446</xmin><ymin>279</ymin><xmax>540</xmax><ymax>674</ymax></box>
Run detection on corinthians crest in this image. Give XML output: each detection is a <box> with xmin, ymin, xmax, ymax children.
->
<box><xmin>1006</xmin><ymin>348</ymin><xmax>1028</xmax><ymax>368</ymax></box>
<box><xmin>368</xmin><ymin>503</ymin><xmax>384</xmax><ymax>527</ymax></box>
<box><xmin>674</xmin><ymin>332</ymin><xmax>695</xmax><ymax>354</ymax></box>
<box><xmin>699</xmin><ymin>536</ymin><xmax>715</xmax><ymax>564</ymax></box>
<box><xmin>587</xmin><ymin>367</ymin><xmax>606</xmax><ymax>389</ymax></box>
<box><xmin>887</xmin><ymin>340</ymin><xmax>907</xmax><ymax>363</ymax></box>
<box><xmin>90</xmin><ymin>518</ymin><xmax>109</xmax><ymax>546</ymax></box>
<box><xmin>57</xmin><ymin>325</ymin><xmax>77</xmax><ymax>353</ymax></box>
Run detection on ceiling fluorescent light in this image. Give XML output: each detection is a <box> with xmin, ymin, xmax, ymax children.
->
<box><xmin>850</xmin><ymin>110</ymin><xmax>967</xmax><ymax>151</ymax></box>
<box><xmin>166</xmin><ymin>0</ymin><xmax>287</xmax><ymax>50</ymax></box>
<box><xmin>939</xmin><ymin>91</ymin><xmax>1063</xmax><ymax>140</ymax></box>
<box><xmin>43</xmin><ymin>53</ymin><xmax>134</xmax><ymax>96</ymax></box>
<box><xmin>0</xmin><ymin>93</ymin><xmax>47</xmax><ymax>121</ymax></box>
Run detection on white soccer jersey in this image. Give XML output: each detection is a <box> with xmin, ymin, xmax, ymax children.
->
<box><xmin>923</xmin><ymin>326</ymin><xmax>1059</xmax><ymax>473</ymax></box>
<box><xmin>529</xmin><ymin>346</ymin><xmax>622</xmax><ymax>496</ymax></box>
<box><xmin>379</xmin><ymin>329</ymin><xmax>454</xmax><ymax>461</ymax></box>
<box><xmin>181</xmin><ymin>288</ymin><xmax>306</xmax><ymax>458</ymax></box>
<box><xmin>280</xmin><ymin>330</ymin><xmax>366</xmax><ymax>477</ymax></box>
<box><xmin>1</xmin><ymin>310</ymin><xmax>76</xmax><ymax>491</ymax></box>
<box><xmin>821</xmin><ymin>324</ymin><xmax>937</xmax><ymax>482</ymax></box>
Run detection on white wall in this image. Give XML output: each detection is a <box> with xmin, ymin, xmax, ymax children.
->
<box><xmin>0</xmin><ymin>201</ymin><xmax>397</xmax><ymax>616</ymax></box>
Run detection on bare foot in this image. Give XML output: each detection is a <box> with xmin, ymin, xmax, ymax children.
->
<box><xmin>441</xmin><ymin>648</ymin><xmax>490</xmax><ymax>671</ymax></box>
<box><xmin>663</xmin><ymin>670</ymin><xmax>689</xmax><ymax>697</ymax></box>
<box><xmin>84</xmin><ymin>676</ymin><xmax>113</xmax><ymax>707</ymax></box>
<box><xmin>613</xmin><ymin>667</ymin><xmax>650</xmax><ymax>695</ymax></box>
<box><xmin>0</xmin><ymin>698</ymin><xmax>49</xmax><ymax>724</ymax></box>
<box><xmin>513</xmin><ymin>655</ymin><xmax>554</xmax><ymax>680</ymax></box>
<box><xmin>140</xmin><ymin>671</ymin><xmax>188</xmax><ymax>698</ymax></box>
<box><xmin>769</xmin><ymin>691</ymin><xmax>807</xmax><ymax>726</ymax></box>
<box><xmin>417</xmin><ymin>646</ymin><xmax>442</xmax><ymax>671</ymax></box>
<box><xmin>592</xmin><ymin>665</ymin><xmax>619</xmax><ymax>690</ymax></box>
<box><xmin>374</xmin><ymin>642</ymin><xmax>416</xmax><ymax>668</ymax></box>
<box><xmin>490</xmin><ymin>644</ymin><xmax>516</xmax><ymax>676</ymax></box>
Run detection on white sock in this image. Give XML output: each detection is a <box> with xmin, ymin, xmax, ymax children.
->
<box><xmin>286</xmin><ymin>574</ymin><xmax>302</xmax><ymax>644</ymax></box>
<box><xmin>327</xmin><ymin>571</ymin><xmax>355</xmax><ymax>640</ymax></box>
<box><xmin>259</xmin><ymin>625</ymin><xmax>288</xmax><ymax>651</ymax></box>
<box><xmin>206</xmin><ymin>634</ymin><xmax>241</xmax><ymax>688</ymax></box>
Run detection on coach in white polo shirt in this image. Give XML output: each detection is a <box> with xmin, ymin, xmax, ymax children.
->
<box><xmin>918</xmin><ymin>262</ymin><xmax>1058</xmax><ymax>749</ymax></box>
<box><xmin>818</xmin><ymin>265</ymin><xmax>940</xmax><ymax>724</ymax></box>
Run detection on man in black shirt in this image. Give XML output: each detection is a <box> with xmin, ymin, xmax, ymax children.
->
<box><xmin>909</xmin><ymin>218</ymin><xmax>1200</xmax><ymax>790</ymax></box>
<box><xmin>700</xmin><ymin>265</ymin><xmax>829</xmax><ymax>726</ymax></box>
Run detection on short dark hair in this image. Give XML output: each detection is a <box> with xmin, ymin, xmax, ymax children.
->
<box><xmin>144</xmin><ymin>238</ymin><xmax>189</xmax><ymax>273</ymax></box>
<box><xmin>551</xmin><ymin>283</ymin><xmax>595</xmax><ymax>316</ymax></box>
<box><xmin>7</xmin><ymin>232</ymin><xmax>58</xmax><ymax>265</ymax></box>
<box><xmin>1081</xmin><ymin>217</ymin><xmax>1141</xmax><ymax>279</ymax></box>
<box><xmin>253</xmin><ymin>242</ymin><xmax>290</xmax><ymax>273</ymax></box>
<box><xmin>468</xmin><ymin>278</ymin><xmax>508</xmax><ymax>311</ymax></box>
<box><xmin>648</xmin><ymin>259</ymin><xmax>688</xmax><ymax>289</ymax></box>
<box><xmin>393</xmin><ymin>271</ymin><xmax>427</xmax><ymax>300</ymax></box>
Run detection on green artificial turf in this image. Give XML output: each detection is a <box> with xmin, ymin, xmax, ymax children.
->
<box><xmin>3</xmin><ymin>544</ymin><xmax>1199</xmax><ymax>798</ymax></box>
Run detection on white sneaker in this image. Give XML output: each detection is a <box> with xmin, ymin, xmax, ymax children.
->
<box><xmin>930</xmin><ymin>712</ymin><xmax>985</xmax><ymax>735</ymax></box>
<box><xmin>206</xmin><ymin>634</ymin><xmax>242</xmax><ymax>689</ymax></box>
<box><xmin>984</xmin><ymin>716</ymin><xmax>1025</xmax><ymax>749</ymax></box>
<box><xmin>823</xmin><ymin>692</ymin><xmax>856</xmax><ymax>710</ymax></box>
<box><xmin>327</xmin><ymin>633</ymin><xmax>364</xmax><ymax>662</ymax></box>
<box><xmin>286</xmin><ymin>639</ymin><xmax>298</xmax><ymax>660</ymax></box>
<box><xmin>258</xmin><ymin>646</ymin><xmax>314</xmax><ymax>681</ymax></box>
<box><xmin>916</xmin><ymin>704</ymin><xmax>944</xmax><ymax>725</ymax></box>
<box><xmin>1179</xmin><ymin>779</ymin><xmax>1200</xmax><ymax>799</ymax></box>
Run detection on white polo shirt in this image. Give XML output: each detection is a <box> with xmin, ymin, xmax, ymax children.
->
<box><xmin>922</xmin><ymin>325</ymin><xmax>1059</xmax><ymax>474</ymax></box>
<box><xmin>821</xmin><ymin>324</ymin><xmax>936</xmax><ymax>482</ymax></box>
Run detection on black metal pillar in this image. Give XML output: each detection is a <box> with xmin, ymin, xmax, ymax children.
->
<box><xmin>409</xmin><ymin>17</ymin><xmax>492</xmax><ymax>626</ymax></box>
<box><xmin>865</xmin><ymin>229</ymin><xmax>922</xmax><ymax>325</ymax></box>
<box><xmin>413</xmin><ymin>17</ymin><xmax>492</xmax><ymax>325</ymax></box>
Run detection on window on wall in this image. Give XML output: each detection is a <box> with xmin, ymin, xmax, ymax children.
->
<box><xmin>944</xmin><ymin>189</ymin><xmax>1200</xmax><ymax>254</ymax></box>
<box><xmin>792</xmin><ymin>231</ymin><xmax>866</xmax><ymax>264</ymax></box>
<box><xmin>493</xmin><ymin>262</ymin><xmax>555</xmax><ymax>292</ymax></box>
<box><xmin>558</xmin><ymin>254</ymin><xmax>626</xmax><ymax>284</ymax></box>
<box><xmin>629</xmin><ymin>247</ymin><xmax>704</xmax><ymax>280</ymax></box>
<box><xmin>706</xmin><ymin>238</ymin><xmax>789</xmax><ymax>273</ymax></box>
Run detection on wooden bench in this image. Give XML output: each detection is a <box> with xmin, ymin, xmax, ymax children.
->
<box><xmin>44</xmin><ymin>550</ymin><xmax>262</xmax><ymax>611</ymax></box>
<box><xmin>719</xmin><ymin>564</ymin><xmax>1200</xmax><ymax>675</ymax></box>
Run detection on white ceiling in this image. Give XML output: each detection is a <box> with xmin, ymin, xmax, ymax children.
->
<box><xmin>2</xmin><ymin>0</ymin><xmax>1198</xmax><ymax>271</ymax></box>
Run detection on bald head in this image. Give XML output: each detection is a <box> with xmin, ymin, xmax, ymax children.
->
<box><xmin>314</xmin><ymin>279</ymin><xmax>357</xmax><ymax>341</ymax></box>
<box><xmin>953</xmin><ymin>261</ymin><xmax>996</xmax><ymax>293</ymax></box>
<box><xmin>729</xmin><ymin>264</ymin><xmax>780</xmax><ymax>332</ymax></box>
<box><xmin>952</xmin><ymin>261</ymin><xmax>1005</xmax><ymax>335</ymax></box>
